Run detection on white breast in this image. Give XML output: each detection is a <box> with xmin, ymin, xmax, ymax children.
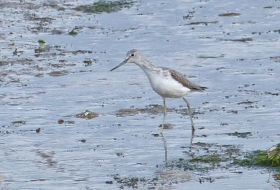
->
<box><xmin>142</xmin><ymin>68</ymin><xmax>191</xmax><ymax>98</ymax></box>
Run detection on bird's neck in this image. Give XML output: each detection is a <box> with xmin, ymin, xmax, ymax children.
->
<box><xmin>137</xmin><ymin>57</ymin><xmax>157</xmax><ymax>72</ymax></box>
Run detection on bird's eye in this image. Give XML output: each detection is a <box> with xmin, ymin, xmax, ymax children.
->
<box><xmin>131</xmin><ymin>53</ymin><xmax>135</xmax><ymax>57</ymax></box>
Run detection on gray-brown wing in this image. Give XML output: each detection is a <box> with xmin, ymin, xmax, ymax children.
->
<box><xmin>168</xmin><ymin>68</ymin><xmax>207</xmax><ymax>92</ymax></box>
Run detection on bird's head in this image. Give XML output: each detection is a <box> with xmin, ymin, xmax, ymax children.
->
<box><xmin>110</xmin><ymin>49</ymin><xmax>142</xmax><ymax>71</ymax></box>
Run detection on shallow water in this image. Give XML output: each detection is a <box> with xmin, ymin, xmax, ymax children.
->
<box><xmin>1</xmin><ymin>0</ymin><xmax>280</xmax><ymax>189</ymax></box>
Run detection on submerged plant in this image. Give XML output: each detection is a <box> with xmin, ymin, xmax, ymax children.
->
<box><xmin>267</xmin><ymin>144</ymin><xmax>280</xmax><ymax>166</ymax></box>
<box><xmin>235</xmin><ymin>144</ymin><xmax>280</xmax><ymax>167</ymax></box>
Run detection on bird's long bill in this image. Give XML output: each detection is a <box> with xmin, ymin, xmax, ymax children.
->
<box><xmin>110</xmin><ymin>58</ymin><xmax>128</xmax><ymax>71</ymax></box>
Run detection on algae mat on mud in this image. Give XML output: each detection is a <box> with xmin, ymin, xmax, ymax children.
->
<box><xmin>75</xmin><ymin>0</ymin><xmax>134</xmax><ymax>13</ymax></box>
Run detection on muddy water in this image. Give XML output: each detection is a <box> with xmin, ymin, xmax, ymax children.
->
<box><xmin>1</xmin><ymin>0</ymin><xmax>280</xmax><ymax>189</ymax></box>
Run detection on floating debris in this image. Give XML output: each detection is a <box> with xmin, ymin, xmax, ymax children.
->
<box><xmin>58</xmin><ymin>119</ymin><xmax>64</xmax><ymax>124</ymax></box>
<box><xmin>226</xmin><ymin>131</ymin><xmax>252</xmax><ymax>138</ymax></box>
<box><xmin>270</xmin><ymin>56</ymin><xmax>280</xmax><ymax>62</ymax></box>
<box><xmin>48</xmin><ymin>70</ymin><xmax>69</xmax><ymax>77</ymax></box>
<box><xmin>76</xmin><ymin>110</ymin><xmax>99</xmax><ymax>119</ymax></box>
<box><xmin>83</xmin><ymin>59</ymin><xmax>93</xmax><ymax>66</ymax></box>
<box><xmin>116</xmin><ymin>152</ymin><xmax>124</xmax><ymax>157</ymax></box>
<box><xmin>158</xmin><ymin>123</ymin><xmax>175</xmax><ymax>129</ymax></box>
<box><xmin>79</xmin><ymin>139</ymin><xmax>86</xmax><ymax>143</ymax></box>
<box><xmin>36</xmin><ymin>128</ymin><xmax>41</xmax><ymax>133</ymax></box>
<box><xmin>115</xmin><ymin>105</ymin><xmax>165</xmax><ymax>117</ymax></box>
<box><xmin>219</xmin><ymin>13</ymin><xmax>241</xmax><ymax>17</ymax></box>
<box><xmin>187</xmin><ymin>21</ymin><xmax>218</xmax><ymax>25</ymax></box>
<box><xmin>265</xmin><ymin>91</ymin><xmax>280</xmax><ymax>96</ymax></box>
<box><xmin>11</xmin><ymin>120</ymin><xmax>26</xmax><ymax>125</ymax></box>
<box><xmin>57</xmin><ymin>119</ymin><xmax>75</xmax><ymax>124</ymax></box>
<box><xmin>237</xmin><ymin>100</ymin><xmax>257</xmax><ymax>105</ymax></box>
<box><xmin>221</xmin><ymin>38</ymin><xmax>253</xmax><ymax>42</ymax></box>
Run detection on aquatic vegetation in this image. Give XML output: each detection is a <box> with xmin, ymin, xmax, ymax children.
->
<box><xmin>190</xmin><ymin>154</ymin><xmax>221</xmax><ymax>163</ymax></box>
<box><xmin>38</xmin><ymin>39</ymin><xmax>46</xmax><ymax>46</ymax></box>
<box><xmin>235</xmin><ymin>144</ymin><xmax>280</xmax><ymax>167</ymax></box>
<box><xmin>113</xmin><ymin>174</ymin><xmax>149</xmax><ymax>189</ymax></box>
<box><xmin>234</xmin><ymin>144</ymin><xmax>280</xmax><ymax>180</ymax></box>
<box><xmin>111</xmin><ymin>143</ymin><xmax>241</xmax><ymax>188</ymax></box>
<box><xmin>68</xmin><ymin>28</ymin><xmax>78</xmax><ymax>36</ymax></box>
<box><xmin>267</xmin><ymin>145</ymin><xmax>280</xmax><ymax>165</ymax></box>
<box><xmin>226</xmin><ymin>131</ymin><xmax>252</xmax><ymax>138</ymax></box>
<box><xmin>274</xmin><ymin>174</ymin><xmax>280</xmax><ymax>180</ymax></box>
<box><xmin>75</xmin><ymin>0</ymin><xmax>134</xmax><ymax>14</ymax></box>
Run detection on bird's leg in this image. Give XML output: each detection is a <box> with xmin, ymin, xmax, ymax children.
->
<box><xmin>161</xmin><ymin>98</ymin><xmax>167</xmax><ymax>133</ymax></box>
<box><xmin>183</xmin><ymin>97</ymin><xmax>195</xmax><ymax>131</ymax></box>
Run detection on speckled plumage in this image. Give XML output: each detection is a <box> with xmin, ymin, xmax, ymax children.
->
<box><xmin>168</xmin><ymin>68</ymin><xmax>207</xmax><ymax>92</ymax></box>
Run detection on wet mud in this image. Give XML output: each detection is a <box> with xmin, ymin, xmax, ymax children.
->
<box><xmin>0</xmin><ymin>0</ymin><xmax>280</xmax><ymax>189</ymax></box>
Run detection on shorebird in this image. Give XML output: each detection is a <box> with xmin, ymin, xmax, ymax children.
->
<box><xmin>110</xmin><ymin>49</ymin><xmax>207</xmax><ymax>132</ymax></box>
